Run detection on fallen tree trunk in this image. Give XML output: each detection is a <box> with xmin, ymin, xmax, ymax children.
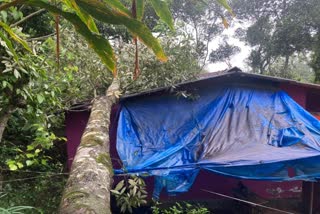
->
<box><xmin>59</xmin><ymin>79</ymin><xmax>119</xmax><ymax>214</ymax></box>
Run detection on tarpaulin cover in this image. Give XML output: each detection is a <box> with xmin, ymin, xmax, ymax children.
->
<box><xmin>115</xmin><ymin>85</ymin><xmax>320</xmax><ymax>198</ymax></box>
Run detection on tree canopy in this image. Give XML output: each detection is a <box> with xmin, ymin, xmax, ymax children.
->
<box><xmin>232</xmin><ymin>0</ymin><xmax>320</xmax><ymax>82</ymax></box>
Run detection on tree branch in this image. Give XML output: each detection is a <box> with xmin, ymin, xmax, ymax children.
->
<box><xmin>0</xmin><ymin>0</ymin><xmax>25</xmax><ymax>12</ymax></box>
<box><xmin>11</xmin><ymin>8</ymin><xmax>46</xmax><ymax>27</ymax></box>
<box><xmin>131</xmin><ymin>0</ymin><xmax>140</xmax><ymax>80</ymax></box>
<box><xmin>26</xmin><ymin>32</ymin><xmax>56</xmax><ymax>41</ymax></box>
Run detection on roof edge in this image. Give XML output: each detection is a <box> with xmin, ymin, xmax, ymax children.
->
<box><xmin>120</xmin><ymin>67</ymin><xmax>320</xmax><ymax>100</ymax></box>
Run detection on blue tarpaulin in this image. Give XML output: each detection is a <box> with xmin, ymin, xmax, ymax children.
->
<box><xmin>115</xmin><ymin>85</ymin><xmax>320</xmax><ymax>198</ymax></box>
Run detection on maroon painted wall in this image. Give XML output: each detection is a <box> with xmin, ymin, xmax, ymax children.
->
<box><xmin>65</xmin><ymin>82</ymin><xmax>320</xmax><ymax>202</ymax></box>
<box><xmin>65</xmin><ymin>105</ymin><xmax>122</xmax><ymax>170</ymax></box>
<box><xmin>280</xmin><ymin>84</ymin><xmax>307</xmax><ymax>108</ymax></box>
<box><xmin>65</xmin><ymin>110</ymin><xmax>90</xmax><ymax>169</ymax></box>
<box><xmin>307</xmin><ymin>91</ymin><xmax>320</xmax><ymax>113</ymax></box>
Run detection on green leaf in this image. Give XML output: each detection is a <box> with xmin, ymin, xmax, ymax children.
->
<box><xmin>37</xmin><ymin>94</ymin><xmax>45</xmax><ymax>104</ymax></box>
<box><xmin>76</xmin><ymin>0</ymin><xmax>167</xmax><ymax>62</ymax></box>
<box><xmin>140</xmin><ymin>194</ymin><xmax>147</xmax><ymax>199</ymax></box>
<box><xmin>0</xmin><ymin>21</ymin><xmax>32</xmax><ymax>52</ymax></box>
<box><xmin>41</xmin><ymin>159</ymin><xmax>47</xmax><ymax>165</ymax></box>
<box><xmin>140</xmin><ymin>189</ymin><xmax>147</xmax><ymax>194</ymax></box>
<box><xmin>6</xmin><ymin>160</ymin><xmax>16</xmax><ymax>165</ymax></box>
<box><xmin>120</xmin><ymin>204</ymin><xmax>126</xmax><ymax>213</ymax></box>
<box><xmin>216</xmin><ymin>0</ymin><xmax>234</xmax><ymax>16</ymax></box>
<box><xmin>13</xmin><ymin>69</ymin><xmax>20</xmax><ymax>79</ymax></box>
<box><xmin>26</xmin><ymin>153</ymin><xmax>34</xmax><ymax>158</ymax></box>
<box><xmin>136</xmin><ymin>0</ymin><xmax>145</xmax><ymax>20</ymax></box>
<box><xmin>27</xmin><ymin>145</ymin><xmax>34</xmax><ymax>151</ymax></box>
<box><xmin>7</xmin><ymin>82</ymin><xmax>13</xmax><ymax>91</ymax></box>
<box><xmin>26</xmin><ymin>160</ymin><xmax>34</xmax><ymax>166</ymax></box>
<box><xmin>149</xmin><ymin>0</ymin><xmax>174</xmax><ymax>30</ymax></box>
<box><xmin>17</xmin><ymin>162</ymin><xmax>24</xmax><ymax>169</ymax></box>
<box><xmin>128</xmin><ymin>179</ymin><xmax>136</xmax><ymax>186</ymax></box>
<box><xmin>120</xmin><ymin>186</ymin><xmax>126</xmax><ymax>194</ymax></box>
<box><xmin>133</xmin><ymin>185</ymin><xmax>137</xmax><ymax>196</ymax></box>
<box><xmin>2</xmin><ymin>80</ymin><xmax>7</xmax><ymax>88</ymax></box>
<box><xmin>1</xmin><ymin>11</ymin><xmax>8</xmax><ymax>22</ymax></box>
<box><xmin>0</xmin><ymin>30</ymin><xmax>19</xmax><ymax>61</ymax></box>
<box><xmin>128</xmin><ymin>205</ymin><xmax>132</xmax><ymax>213</ymax></box>
<box><xmin>115</xmin><ymin>180</ymin><xmax>124</xmax><ymax>191</ymax></box>
<box><xmin>110</xmin><ymin>189</ymin><xmax>121</xmax><ymax>195</ymax></box>
<box><xmin>102</xmin><ymin>0</ymin><xmax>131</xmax><ymax>17</ymax></box>
<box><xmin>26</xmin><ymin>0</ymin><xmax>116</xmax><ymax>74</ymax></box>
<box><xmin>141</xmin><ymin>199</ymin><xmax>147</xmax><ymax>204</ymax></box>
<box><xmin>62</xmin><ymin>0</ymin><xmax>99</xmax><ymax>33</ymax></box>
<box><xmin>6</xmin><ymin>206</ymin><xmax>34</xmax><ymax>212</ymax></box>
<box><xmin>14</xmin><ymin>148</ymin><xmax>23</xmax><ymax>152</ymax></box>
<box><xmin>9</xmin><ymin>163</ymin><xmax>18</xmax><ymax>171</ymax></box>
<box><xmin>59</xmin><ymin>137</ymin><xmax>67</xmax><ymax>142</ymax></box>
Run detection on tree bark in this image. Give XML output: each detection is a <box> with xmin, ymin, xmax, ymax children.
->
<box><xmin>0</xmin><ymin>107</ymin><xmax>14</xmax><ymax>191</ymax></box>
<box><xmin>0</xmin><ymin>113</ymin><xmax>8</xmax><ymax>190</ymax></box>
<box><xmin>312</xmin><ymin>33</ymin><xmax>320</xmax><ymax>83</ymax></box>
<box><xmin>283</xmin><ymin>54</ymin><xmax>290</xmax><ymax>75</ymax></box>
<box><xmin>59</xmin><ymin>79</ymin><xmax>119</xmax><ymax>214</ymax></box>
<box><xmin>0</xmin><ymin>107</ymin><xmax>14</xmax><ymax>143</ymax></box>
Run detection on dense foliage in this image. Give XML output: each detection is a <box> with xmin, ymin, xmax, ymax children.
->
<box><xmin>232</xmin><ymin>0</ymin><xmax>320</xmax><ymax>82</ymax></box>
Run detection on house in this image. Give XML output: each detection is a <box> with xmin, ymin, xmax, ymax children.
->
<box><xmin>65</xmin><ymin>67</ymin><xmax>320</xmax><ymax>213</ymax></box>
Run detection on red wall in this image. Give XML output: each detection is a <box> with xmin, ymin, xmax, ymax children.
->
<box><xmin>280</xmin><ymin>83</ymin><xmax>307</xmax><ymax>108</ymax></box>
<box><xmin>66</xmin><ymin>83</ymin><xmax>316</xmax><ymax>201</ymax></box>
<box><xmin>65</xmin><ymin>111</ymin><xmax>90</xmax><ymax>169</ymax></box>
<box><xmin>306</xmin><ymin>91</ymin><xmax>320</xmax><ymax>113</ymax></box>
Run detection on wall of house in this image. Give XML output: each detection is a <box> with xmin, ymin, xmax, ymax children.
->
<box><xmin>280</xmin><ymin>83</ymin><xmax>320</xmax><ymax>212</ymax></box>
<box><xmin>306</xmin><ymin>91</ymin><xmax>320</xmax><ymax>122</ymax></box>
<box><xmin>65</xmin><ymin>110</ymin><xmax>90</xmax><ymax>169</ymax></box>
<box><xmin>280</xmin><ymin>83</ymin><xmax>307</xmax><ymax>107</ymax></box>
<box><xmin>65</xmin><ymin>82</ymin><xmax>320</xmax><ymax>204</ymax></box>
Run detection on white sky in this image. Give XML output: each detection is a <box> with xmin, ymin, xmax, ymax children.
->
<box><xmin>205</xmin><ymin>21</ymin><xmax>251</xmax><ymax>72</ymax></box>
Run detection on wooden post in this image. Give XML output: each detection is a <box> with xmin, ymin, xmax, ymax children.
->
<box><xmin>302</xmin><ymin>181</ymin><xmax>320</xmax><ymax>214</ymax></box>
<box><xmin>309</xmin><ymin>182</ymin><xmax>314</xmax><ymax>214</ymax></box>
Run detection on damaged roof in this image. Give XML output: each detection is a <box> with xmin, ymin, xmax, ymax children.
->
<box><xmin>121</xmin><ymin>67</ymin><xmax>320</xmax><ymax>100</ymax></box>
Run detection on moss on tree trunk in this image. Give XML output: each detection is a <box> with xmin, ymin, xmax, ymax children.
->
<box><xmin>59</xmin><ymin>79</ymin><xmax>119</xmax><ymax>214</ymax></box>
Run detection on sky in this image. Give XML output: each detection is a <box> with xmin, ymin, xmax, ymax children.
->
<box><xmin>205</xmin><ymin>21</ymin><xmax>251</xmax><ymax>72</ymax></box>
